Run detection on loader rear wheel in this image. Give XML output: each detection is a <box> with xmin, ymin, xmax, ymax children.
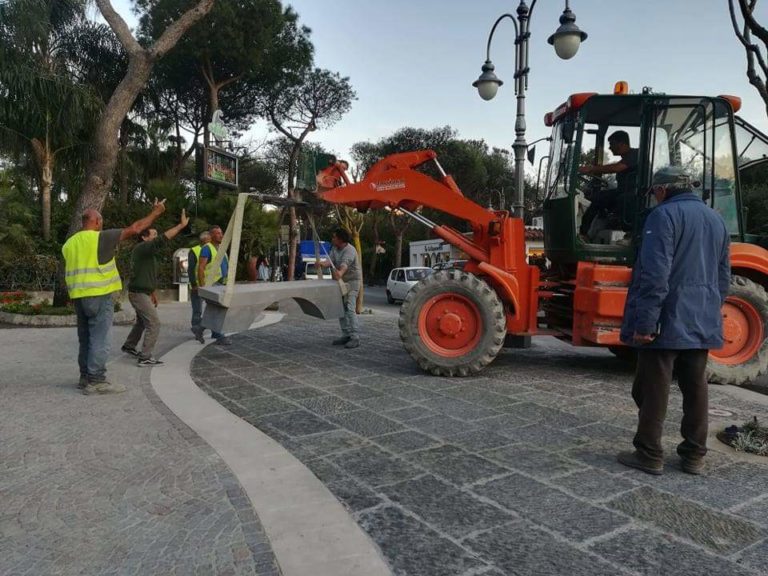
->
<box><xmin>708</xmin><ymin>275</ymin><xmax>768</xmax><ymax>386</ymax></box>
<box><xmin>399</xmin><ymin>269</ymin><xmax>506</xmax><ymax>377</ymax></box>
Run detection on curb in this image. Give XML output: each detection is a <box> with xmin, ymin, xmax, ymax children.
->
<box><xmin>150</xmin><ymin>313</ymin><xmax>392</xmax><ymax>576</ymax></box>
<box><xmin>0</xmin><ymin>309</ymin><xmax>135</xmax><ymax>327</ymax></box>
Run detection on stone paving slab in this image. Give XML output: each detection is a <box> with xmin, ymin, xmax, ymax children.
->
<box><xmin>192</xmin><ymin>314</ymin><xmax>768</xmax><ymax>576</ymax></box>
<box><xmin>1</xmin><ymin>319</ymin><xmax>281</xmax><ymax>576</ymax></box>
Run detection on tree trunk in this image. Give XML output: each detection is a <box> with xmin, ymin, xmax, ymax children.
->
<box><xmin>68</xmin><ymin>54</ymin><xmax>154</xmax><ymax>236</ymax></box>
<box><xmin>67</xmin><ymin>0</ymin><xmax>215</xmax><ymax>237</ymax></box>
<box><xmin>287</xmin><ymin>205</ymin><xmax>298</xmax><ymax>281</ymax></box>
<box><xmin>40</xmin><ymin>157</ymin><xmax>53</xmax><ymax>242</ymax></box>
<box><xmin>394</xmin><ymin>232</ymin><xmax>404</xmax><ymax>268</ymax></box>
<box><xmin>31</xmin><ymin>139</ymin><xmax>54</xmax><ymax>242</ymax></box>
<box><xmin>367</xmin><ymin>214</ymin><xmax>380</xmax><ymax>285</ymax></box>
<box><xmin>118</xmin><ymin>119</ymin><xmax>130</xmax><ymax>204</ymax></box>
<box><xmin>352</xmin><ymin>232</ymin><xmax>364</xmax><ymax>313</ymax></box>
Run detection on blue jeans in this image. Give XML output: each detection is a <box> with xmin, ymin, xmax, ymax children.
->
<box><xmin>191</xmin><ymin>288</ymin><xmax>224</xmax><ymax>339</ymax></box>
<box><xmin>74</xmin><ymin>294</ymin><xmax>114</xmax><ymax>383</ymax></box>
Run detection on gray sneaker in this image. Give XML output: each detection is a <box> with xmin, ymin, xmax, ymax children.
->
<box><xmin>78</xmin><ymin>375</ymin><xmax>88</xmax><ymax>390</ymax></box>
<box><xmin>83</xmin><ymin>382</ymin><xmax>126</xmax><ymax>396</ymax></box>
<box><xmin>344</xmin><ymin>338</ymin><xmax>360</xmax><ymax>349</ymax></box>
<box><xmin>214</xmin><ymin>336</ymin><xmax>232</xmax><ymax>346</ymax></box>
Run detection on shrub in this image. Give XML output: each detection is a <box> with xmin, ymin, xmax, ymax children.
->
<box><xmin>732</xmin><ymin>417</ymin><xmax>768</xmax><ymax>457</ymax></box>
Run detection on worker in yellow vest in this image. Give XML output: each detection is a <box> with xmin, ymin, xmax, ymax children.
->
<box><xmin>196</xmin><ymin>225</ymin><xmax>231</xmax><ymax>345</ymax></box>
<box><xmin>187</xmin><ymin>230</ymin><xmax>211</xmax><ymax>343</ymax></box>
<box><xmin>62</xmin><ymin>199</ymin><xmax>166</xmax><ymax>395</ymax></box>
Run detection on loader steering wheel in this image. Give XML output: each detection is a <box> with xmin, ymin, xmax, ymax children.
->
<box><xmin>577</xmin><ymin>173</ymin><xmax>608</xmax><ymax>191</ymax></box>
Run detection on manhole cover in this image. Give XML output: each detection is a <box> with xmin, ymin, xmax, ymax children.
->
<box><xmin>709</xmin><ymin>408</ymin><xmax>734</xmax><ymax>417</ymax></box>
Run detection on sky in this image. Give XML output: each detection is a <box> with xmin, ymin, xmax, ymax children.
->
<box><xmin>109</xmin><ymin>0</ymin><xmax>768</xmax><ymax>165</ymax></box>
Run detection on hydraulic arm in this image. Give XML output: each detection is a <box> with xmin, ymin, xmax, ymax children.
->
<box><xmin>318</xmin><ymin>150</ymin><xmax>540</xmax><ymax>334</ymax></box>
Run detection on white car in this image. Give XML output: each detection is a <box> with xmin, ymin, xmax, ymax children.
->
<box><xmin>387</xmin><ymin>267</ymin><xmax>433</xmax><ymax>303</ymax></box>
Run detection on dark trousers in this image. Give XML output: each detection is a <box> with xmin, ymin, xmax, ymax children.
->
<box><xmin>580</xmin><ymin>190</ymin><xmax>625</xmax><ymax>235</ymax></box>
<box><xmin>190</xmin><ymin>289</ymin><xmax>203</xmax><ymax>329</ymax></box>
<box><xmin>632</xmin><ymin>349</ymin><xmax>709</xmax><ymax>464</ymax></box>
<box><xmin>190</xmin><ymin>288</ymin><xmax>224</xmax><ymax>339</ymax></box>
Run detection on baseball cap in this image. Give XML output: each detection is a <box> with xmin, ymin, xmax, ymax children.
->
<box><xmin>652</xmin><ymin>166</ymin><xmax>693</xmax><ymax>188</ymax></box>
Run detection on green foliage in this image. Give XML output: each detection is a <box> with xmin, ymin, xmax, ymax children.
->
<box><xmin>139</xmin><ymin>0</ymin><xmax>313</xmax><ymax>134</ymax></box>
<box><xmin>0</xmin><ymin>169</ymin><xmax>37</xmax><ymax>258</ymax></box>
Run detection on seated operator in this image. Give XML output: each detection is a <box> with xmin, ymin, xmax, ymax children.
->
<box><xmin>577</xmin><ymin>130</ymin><xmax>638</xmax><ymax>241</ymax></box>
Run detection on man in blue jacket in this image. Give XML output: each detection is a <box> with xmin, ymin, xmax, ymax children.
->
<box><xmin>618</xmin><ymin>166</ymin><xmax>730</xmax><ymax>476</ymax></box>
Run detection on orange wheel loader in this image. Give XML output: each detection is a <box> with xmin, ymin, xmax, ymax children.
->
<box><xmin>319</xmin><ymin>90</ymin><xmax>768</xmax><ymax>386</ymax></box>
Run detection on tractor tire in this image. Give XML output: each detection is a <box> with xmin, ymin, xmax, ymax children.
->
<box><xmin>708</xmin><ymin>275</ymin><xmax>768</xmax><ymax>386</ymax></box>
<box><xmin>386</xmin><ymin>290</ymin><xmax>395</xmax><ymax>304</ymax></box>
<box><xmin>399</xmin><ymin>269</ymin><xmax>506</xmax><ymax>377</ymax></box>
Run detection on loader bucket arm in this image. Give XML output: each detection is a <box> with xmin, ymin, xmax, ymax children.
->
<box><xmin>318</xmin><ymin>150</ymin><xmax>498</xmax><ymax>232</ymax></box>
<box><xmin>318</xmin><ymin>150</ymin><xmax>539</xmax><ymax>337</ymax></box>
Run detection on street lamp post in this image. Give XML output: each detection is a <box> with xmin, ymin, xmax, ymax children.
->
<box><xmin>473</xmin><ymin>0</ymin><xmax>587</xmax><ymax>221</ymax></box>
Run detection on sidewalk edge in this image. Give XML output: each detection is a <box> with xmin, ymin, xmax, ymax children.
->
<box><xmin>150</xmin><ymin>313</ymin><xmax>392</xmax><ymax>576</ymax></box>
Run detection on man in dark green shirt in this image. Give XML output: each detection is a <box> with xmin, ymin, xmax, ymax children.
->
<box><xmin>121</xmin><ymin>209</ymin><xmax>189</xmax><ymax>365</ymax></box>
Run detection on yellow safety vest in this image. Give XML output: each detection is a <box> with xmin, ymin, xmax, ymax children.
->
<box><xmin>62</xmin><ymin>230</ymin><xmax>122</xmax><ymax>299</ymax></box>
<box><xmin>201</xmin><ymin>242</ymin><xmax>227</xmax><ymax>286</ymax></box>
<box><xmin>190</xmin><ymin>244</ymin><xmax>203</xmax><ymax>285</ymax></box>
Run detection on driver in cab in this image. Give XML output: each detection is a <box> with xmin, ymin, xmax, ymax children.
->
<box><xmin>577</xmin><ymin>130</ymin><xmax>638</xmax><ymax>242</ymax></box>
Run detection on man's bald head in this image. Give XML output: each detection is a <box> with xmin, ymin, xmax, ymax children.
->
<box><xmin>82</xmin><ymin>209</ymin><xmax>103</xmax><ymax>231</ymax></box>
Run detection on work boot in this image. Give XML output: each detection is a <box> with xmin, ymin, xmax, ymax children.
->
<box><xmin>344</xmin><ymin>338</ymin><xmax>360</xmax><ymax>349</ymax></box>
<box><xmin>332</xmin><ymin>336</ymin><xmax>351</xmax><ymax>346</ymax></box>
<box><xmin>680</xmin><ymin>458</ymin><xmax>704</xmax><ymax>475</ymax></box>
<box><xmin>78</xmin><ymin>375</ymin><xmax>88</xmax><ymax>389</ymax></box>
<box><xmin>617</xmin><ymin>451</ymin><xmax>663</xmax><ymax>475</ymax></box>
<box><xmin>82</xmin><ymin>381</ymin><xmax>126</xmax><ymax>396</ymax></box>
<box><xmin>214</xmin><ymin>336</ymin><xmax>232</xmax><ymax>346</ymax></box>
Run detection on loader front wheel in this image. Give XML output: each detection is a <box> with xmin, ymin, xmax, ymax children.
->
<box><xmin>399</xmin><ymin>270</ymin><xmax>507</xmax><ymax>377</ymax></box>
<box><xmin>708</xmin><ymin>275</ymin><xmax>768</xmax><ymax>386</ymax></box>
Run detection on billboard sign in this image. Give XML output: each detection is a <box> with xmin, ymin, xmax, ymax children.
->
<box><xmin>198</xmin><ymin>145</ymin><xmax>239</xmax><ymax>189</ymax></box>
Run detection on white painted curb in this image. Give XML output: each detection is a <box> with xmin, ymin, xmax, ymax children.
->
<box><xmin>150</xmin><ymin>313</ymin><xmax>392</xmax><ymax>576</ymax></box>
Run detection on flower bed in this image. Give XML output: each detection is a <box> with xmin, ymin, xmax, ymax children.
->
<box><xmin>1</xmin><ymin>292</ymin><xmax>74</xmax><ymax>316</ymax></box>
<box><xmin>0</xmin><ymin>291</ymin><xmax>132</xmax><ymax>326</ymax></box>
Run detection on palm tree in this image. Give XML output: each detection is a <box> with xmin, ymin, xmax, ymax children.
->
<box><xmin>0</xmin><ymin>0</ymin><xmax>102</xmax><ymax>241</ymax></box>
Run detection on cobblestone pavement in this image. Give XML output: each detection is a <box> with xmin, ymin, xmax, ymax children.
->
<box><xmin>0</xmin><ymin>306</ymin><xmax>280</xmax><ymax>576</ymax></box>
<box><xmin>192</xmin><ymin>314</ymin><xmax>768</xmax><ymax>576</ymax></box>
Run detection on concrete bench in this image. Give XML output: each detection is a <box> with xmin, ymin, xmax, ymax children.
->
<box><xmin>199</xmin><ymin>280</ymin><xmax>345</xmax><ymax>334</ymax></box>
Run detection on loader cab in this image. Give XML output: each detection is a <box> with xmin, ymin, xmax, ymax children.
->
<box><xmin>542</xmin><ymin>91</ymin><xmax>744</xmax><ymax>267</ymax></box>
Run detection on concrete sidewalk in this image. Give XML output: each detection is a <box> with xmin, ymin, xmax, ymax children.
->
<box><xmin>0</xmin><ymin>303</ymin><xmax>281</xmax><ymax>576</ymax></box>
<box><xmin>191</xmin><ymin>313</ymin><xmax>768</xmax><ymax>576</ymax></box>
